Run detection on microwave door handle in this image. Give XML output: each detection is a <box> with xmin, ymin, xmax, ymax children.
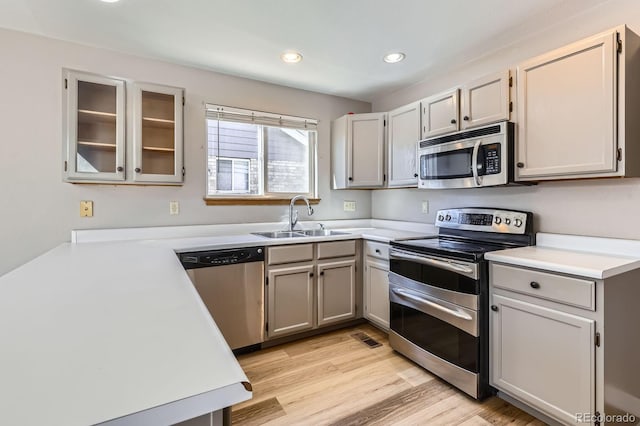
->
<box><xmin>391</xmin><ymin>288</ymin><xmax>473</xmax><ymax>321</ymax></box>
<box><xmin>472</xmin><ymin>139</ymin><xmax>482</xmax><ymax>186</ymax></box>
<box><xmin>390</xmin><ymin>250</ymin><xmax>475</xmax><ymax>275</ymax></box>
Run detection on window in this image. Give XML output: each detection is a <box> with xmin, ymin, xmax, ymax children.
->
<box><xmin>206</xmin><ymin>104</ymin><xmax>317</xmax><ymax>200</ymax></box>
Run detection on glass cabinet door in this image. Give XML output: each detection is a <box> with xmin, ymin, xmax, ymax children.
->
<box><xmin>132</xmin><ymin>83</ymin><xmax>184</xmax><ymax>183</ymax></box>
<box><xmin>63</xmin><ymin>70</ymin><xmax>126</xmax><ymax>181</ymax></box>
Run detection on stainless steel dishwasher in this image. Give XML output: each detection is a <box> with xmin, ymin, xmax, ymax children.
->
<box><xmin>179</xmin><ymin>247</ymin><xmax>264</xmax><ymax>352</ymax></box>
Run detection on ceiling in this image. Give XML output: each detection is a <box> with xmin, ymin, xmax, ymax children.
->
<box><xmin>0</xmin><ymin>0</ymin><xmax>612</xmax><ymax>102</ymax></box>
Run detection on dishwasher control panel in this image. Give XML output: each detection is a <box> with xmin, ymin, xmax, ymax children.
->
<box><xmin>179</xmin><ymin>247</ymin><xmax>264</xmax><ymax>269</ymax></box>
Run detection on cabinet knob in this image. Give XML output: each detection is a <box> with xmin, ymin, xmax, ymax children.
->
<box><xmin>413</xmin><ymin>173</ymin><xmax>419</xmax><ymax>178</ymax></box>
<box><xmin>463</xmin><ymin>116</ymin><xmax>469</xmax><ymax>121</ymax></box>
<box><xmin>450</xmin><ymin>119</ymin><xmax>457</xmax><ymax>124</ymax></box>
<box><xmin>348</xmin><ymin>177</ymin><xmax>353</xmax><ymax>181</ymax></box>
<box><xmin>135</xmin><ymin>167</ymin><xmax>141</xmax><ymax>173</ymax></box>
<box><xmin>491</xmin><ymin>305</ymin><xmax>499</xmax><ymax>312</ymax></box>
<box><xmin>375</xmin><ymin>249</ymin><xmax>381</xmax><ymax>254</ymax></box>
<box><xmin>116</xmin><ymin>166</ymin><xmax>124</xmax><ymax>172</ymax></box>
<box><xmin>309</xmin><ymin>273</ymin><xmax>314</xmax><ymax>278</ymax></box>
<box><xmin>530</xmin><ymin>281</ymin><xmax>540</xmax><ymax>289</ymax></box>
<box><xmin>320</xmin><ymin>271</ymin><xmax>324</xmax><ymax>276</ymax></box>
<box><xmin>516</xmin><ymin>162</ymin><xmax>525</xmax><ymax>168</ymax></box>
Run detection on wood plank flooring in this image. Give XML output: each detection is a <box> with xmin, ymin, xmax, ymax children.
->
<box><xmin>232</xmin><ymin>324</ymin><xmax>545</xmax><ymax>425</ymax></box>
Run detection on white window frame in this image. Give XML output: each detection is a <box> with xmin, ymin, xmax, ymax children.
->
<box><xmin>205</xmin><ymin>104</ymin><xmax>318</xmax><ymax>199</ymax></box>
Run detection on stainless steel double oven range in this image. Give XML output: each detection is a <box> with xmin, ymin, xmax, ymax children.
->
<box><xmin>389</xmin><ymin>207</ymin><xmax>534</xmax><ymax>399</ymax></box>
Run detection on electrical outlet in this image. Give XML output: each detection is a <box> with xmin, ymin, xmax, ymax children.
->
<box><xmin>80</xmin><ymin>200</ymin><xmax>93</xmax><ymax>217</ymax></box>
<box><xmin>422</xmin><ymin>201</ymin><xmax>429</xmax><ymax>214</ymax></box>
<box><xmin>343</xmin><ymin>201</ymin><xmax>356</xmax><ymax>212</ymax></box>
<box><xmin>169</xmin><ymin>201</ymin><xmax>180</xmax><ymax>215</ymax></box>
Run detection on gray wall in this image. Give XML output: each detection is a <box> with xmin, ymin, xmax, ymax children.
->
<box><xmin>0</xmin><ymin>29</ymin><xmax>371</xmax><ymax>275</ymax></box>
<box><xmin>372</xmin><ymin>0</ymin><xmax>640</xmax><ymax>240</ymax></box>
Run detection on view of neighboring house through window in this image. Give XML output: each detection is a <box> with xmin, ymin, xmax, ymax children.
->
<box><xmin>206</xmin><ymin>104</ymin><xmax>317</xmax><ymax>198</ymax></box>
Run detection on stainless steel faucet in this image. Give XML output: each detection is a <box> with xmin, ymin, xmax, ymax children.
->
<box><xmin>289</xmin><ymin>195</ymin><xmax>314</xmax><ymax>231</ymax></box>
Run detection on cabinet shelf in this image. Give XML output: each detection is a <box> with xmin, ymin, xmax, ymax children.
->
<box><xmin>78</xmin><ymin>109</ymin><xmax>117</xmax><ymax>124</ymax></box>
<box><xmin>142</xmin><ymin>117</ymin><xmax>175</xmax><ymax>128</ymax></box>
<box><xmin>77</xmin><ymin>140</ymin><xmax>117</xmax><ymax>149</ymax></box>
<box><xmin>142</xmin><ymin>146</ymin><xmax>175</xmax><ymax>152</ymax></box>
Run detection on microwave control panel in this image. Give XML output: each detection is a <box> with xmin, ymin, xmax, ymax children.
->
<box><xmin>481</xmin><ymin>144</ymin><xmax>501</xmax><ymax>175</ymax></box>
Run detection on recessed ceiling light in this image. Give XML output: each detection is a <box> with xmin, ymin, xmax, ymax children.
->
<box><xmin>383</xmin><ymin>52</ymin><xmax>406</xmax><ymax>63</ymax></box>
<box><xmin>281</xmin><ymin>51</ymin><xmax>303</xmax><ymax>64</ymax></box>
<box><xmin>100</xmin><ymin>0</ymin><xmax>120</xmax><ymax>3</ymax></box>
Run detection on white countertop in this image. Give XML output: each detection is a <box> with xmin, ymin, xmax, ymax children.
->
<box><xmin>0</xmin><ymin>220</ymin><xmax>436</xmax><ymax>426</ymax></box>
<box><xmin>485</xmin><ymin>233</ymin><xmax>640</xmax><ymax>279</ymax></box>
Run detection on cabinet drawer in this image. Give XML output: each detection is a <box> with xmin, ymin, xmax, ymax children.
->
<box><xmin>317</xmin><ymin>240</ymin><xmax>356</xmax><ymax>259</ymax></box>
<box><xmin>491</xmin><ymin>263</ymin><xmax>595</xmax><ymax>310</ymax></box>
<box><xmin>268</xmin><ymin>244</ymin><xmax>314</xmax><ymax>265</ymax></box>
<box><xmin>364</xmin><ymin>241</ymin><xmax>389</xmax><ymax>260</ymax></box>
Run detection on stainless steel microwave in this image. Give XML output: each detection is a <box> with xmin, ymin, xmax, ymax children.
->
<box><xmin>418</xmin><ymin>121</ymin><xmax>515</xmax><ymax>189</ymax></box>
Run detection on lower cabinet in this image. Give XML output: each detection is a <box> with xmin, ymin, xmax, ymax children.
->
<box><xmin>266</xmin><ymin>240</ymin><xmax>358</xmax><ymax>339</ymax></box>
<box><xmin>363</xmin><ymin>241</ymin><xmax>390</xmax><ymax>330</ymax></box>
<box><xmin>491</xmin><ymin>294</ymin><xmax>595</xmax><ymax>425</ymax></box>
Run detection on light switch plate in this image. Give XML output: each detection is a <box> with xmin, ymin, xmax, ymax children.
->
<box><xmin>169</xmin><ymin>201</ymin><xmax>180</xmax><ymax>215</ymax></box>
<box><xmin>80</xmin><ymin>200</ymin><xmax>93</xmax><ymax>217</ymax></box>
<box><xmin>422</xmin><ymin>201</ymin><xmax>429</xmax><ymax>214</ymax></box>
<box><xmin>343</xmin><ymin>201</ymin><xmax>356</xmax><ymax>212</ymax></box>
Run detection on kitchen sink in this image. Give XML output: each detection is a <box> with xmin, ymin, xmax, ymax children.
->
<box><xmin>252</xmin><ymin>231</ymin><xmax>307</xmax><ymax>238</ymax></box>
<box><xmin>252</xmin><ymin>230</ymin><xmax>350</xmax><ymax>238</ymax></box>
<box><xmin>297</xmin><ymin>230</ymin><xmax>349</xmax><ymax>237</ymax></box>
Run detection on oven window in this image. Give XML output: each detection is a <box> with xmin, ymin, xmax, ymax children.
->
<box><xmin>420</xmin><ymin>148</ymin><xmax>473</xmax><ymax>180</ymax></box>
<box><xmin>390</xmin><ymin>258</ymin><xmax>479</xmax><ymax>294</ymax></box>
<box><xmin>391</xmin><ymin>302</ymin><xmax>478</xmax><ymax>372</ymax></box>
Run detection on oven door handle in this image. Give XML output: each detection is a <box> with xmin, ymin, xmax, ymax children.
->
<box><xmin>391</xmin><ymin>288</ymin><xmax>473</xmax><ymax>321</ymax></box>
<box><xmin>472</xmin><ymin>139</ymin><xmax>482</xmax><ymax>186</ymax></box>
<box><xmin>390</xmin><ymin>250</ymin><xmax>475</xmax><ymax>276</ymax></box>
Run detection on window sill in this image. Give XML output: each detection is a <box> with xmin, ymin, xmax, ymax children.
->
<box><xmin>204</xmin><ymin>197</ymin><xmax>321</xmax><ymax>206</ymax></box>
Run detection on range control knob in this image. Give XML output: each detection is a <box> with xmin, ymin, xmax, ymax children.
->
<box><xmin>505</xmin><ymin>218</ymin><xmax>511</xmax><ymax>225</ymax></box>
<box><xmin>438</xmin><ymin>214</ymin><xmax>444</xmax><ymax>221</ymax></box>
<box><xmin>514</xmin><ymin>218</ymin><xmax>523</xmax><ymax>228</ymax></box>
<box><xmin>494</xmin><ymin>216</ymin><xmax>502</xmax><ymax>225</ymax></box>
<box><xmin>445</xmin><ymin>214</ymin><xmax>452</xmax><ymax>221</ymax></box>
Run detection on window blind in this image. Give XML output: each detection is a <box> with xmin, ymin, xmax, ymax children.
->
<box><xmin>205</xmin><ymin>104</ymin><xmax>318</xmax><ymax>130</ymax></box>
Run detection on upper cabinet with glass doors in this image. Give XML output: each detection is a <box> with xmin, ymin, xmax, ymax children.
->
<box><xmin>63</xmin><ymin>70</ymin><xmax>126</xmax><ymax>181</ymax></box>
<box><xmin>132</xmin><ymin>83</ymin><xmax>184</xmax><ymax>183</ymax></box>
<box><xmin>63</xmin><ymin>69</ymin><xmax>184</xmax><ymax>184</ymax></box>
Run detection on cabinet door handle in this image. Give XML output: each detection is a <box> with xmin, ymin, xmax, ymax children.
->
<box><xmin>450</xmin><ymin>118</ymin><xmax>457</xmax><ymax>124</ymax></box>
<box><xmin>517</xmin><ymin>162</ymin><xmax>525</xmax><ymax>168</ymax></box>
<box><xmin>116</xmin><ymin>166</ymin><xmax>124</xmax><ymax>172</ymax></box>
<box><xmin>463</xmin><ymin>116</ymin><xmax>470</xmax><ymax>121</ymax></box>
<box><xmin>491</xmin><ymin>305</ymin><xmax>498</xmax><ymax>312</ymax></box>
<box><xmin>413</xmin><ymin>173</ymin><xmax>419</xmax><ymax>178</ymax></box>
<box><xmin>348</xmin><ymin>177</ymin><xmax>353</xmax><ymax>181</ymax></box>
<box><xmin>319</xmin><ymin>271</ymin><xmax>324</xmax><ymax>276</ymax></box>
<box><xmin>530</xmin><ymin>281</ymin><xmax>540</xmax><ymax>289</ymax></box>
<box><xmin>309</xmin><ymin>273</ymin><xmax>314</xmax><ymax>277</ymax></box>
<box><xmin>375</xmin><ymin>249</ymin><xmax>381</xmax><ymax>254</ymax></box>
<box><xmin>135</xmin><ymin>167</ymin><xmax>141</xmax><ymax>173</ymax></box>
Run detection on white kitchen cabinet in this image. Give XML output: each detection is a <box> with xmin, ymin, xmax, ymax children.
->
<box><xmin>63</xmin><ymin>69</ymin><xmax>185</xmax><ymax>184</ymax></box>
<box><xmin>266</xmin><ymin>263</ymin><xmax>314</xmax><ymax>338</ymax></box>
<box><xmin>516</xmin><ymin>26</ymin><xmax>640</xmax><ymax>181</ymax></box>
<box><xmin>266</xmin><ymin>241</ymin><xmax>359</xmax><ymax>340</ymax></box>
<box><xmin>491</xmin><ymin>294</ymin><xmax>595</xmax><ymax>425</ymax></box>
<box><xmin>63</xmin><ymin>69</ymin><xmax>126</xmax><ymax>182</ymax></box>
<box><xmin>331</xmin><ymin>113</ymin><xmax>386</xmax><ymax>188</ymax></box>
<box><xmin>132</xmin><ymin>82</ymin><xmax>184</xmax><ymax>183</ymax></box>
<box><xmin>460</xmin><ymin>70</ymin><xmax>511</xmax><ymax>130</ymax></box>
<box><xmin>421</xmin><ymin>88</ymin><xmax>459</xmax><ymax>138</ymax></box>
<box><xmin>317</xmin><ymin>259</ymin><xmax>356</xmax><ymax>326</ymax></box>
<box><xmin>363</xmin><ymin>241</ymin><xmax>390</xmax><ymax>330</ymax></box>
<box><xmin>387</xmin><ymin>102</ymin><xmax>420</xmax><ymax>187</ymax></box>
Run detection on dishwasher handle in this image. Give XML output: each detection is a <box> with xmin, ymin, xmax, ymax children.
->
<box><xmin>179</xmin><ymin>247</ymin><xmax>265</xmax><ymax>269</ymax></box>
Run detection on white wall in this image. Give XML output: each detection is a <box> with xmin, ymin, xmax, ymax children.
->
<box><xmin>0</xmin><ymin>29</ymin><xmax>371</xmax><ymax>275</ymax></box>
<box><xmin>372</xmin><ymin>0</ymin><xmax>640</xmax><ymax>240</ymax></box>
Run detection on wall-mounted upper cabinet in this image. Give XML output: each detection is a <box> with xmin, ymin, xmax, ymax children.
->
<box><xmin>516</xmin><ymin>26</ymin><xmax>640</xmax><ymax>181</ymax></box>
<box><xmin>387</xmin><ymin>102</ymin><xmax>420</xmax><ymax>187</ymax></box>
<box><xmin>63</xmin><ymin>69</ymin><xmax>184</xmax><ymax>184</ymax></box>
<box><xmin>63</xmin><ymin>70</ymin><xmax>126</xmax><ymax>182</ymax></box>
<box><xmin>331</xmin><ymin>113</ymin><xmax>386</xmax><ymax>189</ymax></box>
<box><xmin>421</xmin><ymin>71</ymin><xmax>511</xmax><ymax>139</ymax></box>
<box><xmin>132</xmin><ymin>83</ymin><xmax>184</xmax><ymax>183</ymax></box>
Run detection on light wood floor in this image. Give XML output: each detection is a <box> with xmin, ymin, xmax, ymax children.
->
<box><xmin>232</xmin><ymin>324</ymin><xmax>545</xmax><ymax>425</ymax></box>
